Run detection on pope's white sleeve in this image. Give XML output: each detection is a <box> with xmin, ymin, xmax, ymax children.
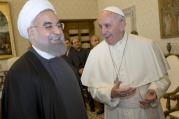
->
<box><xmin>148</xmin><ymin>74</ymin><xmax>171</xmax><ymax>99</ymax></box>
<box><xmin>88</xmin><ymin>86</ymin><xmax>120</xmax><ymax>107</ymax></box>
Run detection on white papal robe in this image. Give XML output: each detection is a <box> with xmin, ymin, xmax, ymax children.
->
<box><xmin>81</xmin><ymin>32</ymin><xmax>171</xmax><ymax>119</ymax></box>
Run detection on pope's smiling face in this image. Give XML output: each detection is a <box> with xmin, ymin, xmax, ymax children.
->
<box><xmin>98</xmin><ymin>11</ymin><xmax>126</xmax><ymax>45</ymax></box>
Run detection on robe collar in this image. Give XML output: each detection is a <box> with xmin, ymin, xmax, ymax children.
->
<box><xmin>32</xmin><ymin>45</ymin><xmax>55</xmax><ymax>60</ymax></box>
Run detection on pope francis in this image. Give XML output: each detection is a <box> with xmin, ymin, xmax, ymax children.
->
<box><xmin>81</xmin><ymin>6</ymin><xmax>171</xmax><ymax>119</ymax></box>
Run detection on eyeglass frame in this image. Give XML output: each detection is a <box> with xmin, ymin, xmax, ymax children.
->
<box><xmin>30</xmin><ymin>21</ymin><xmax>65</xmax><ymax>31</ymax></box>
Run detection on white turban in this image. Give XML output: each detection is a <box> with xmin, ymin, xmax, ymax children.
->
<box><xmin>103</xmin><ymin>6</ymin><xmax>125</xmax><ymax>17</ymax></box>
<box><xmin>17</xmin><ymin>0</ymin><xmax>56</xmax><ymax>40</ymax></box>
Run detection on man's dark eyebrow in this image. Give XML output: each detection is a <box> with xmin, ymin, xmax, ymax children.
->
<box><xmin>42</xmin><ymin>22</ymin><xmax>53</xmax><ymax>26</ymax></box>
<box><xmin>42</xmin><ymin>20</ymin><xmax>61</xmax><ymax>26</ymax></box>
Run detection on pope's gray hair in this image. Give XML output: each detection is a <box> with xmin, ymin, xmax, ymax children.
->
<box><xmin>116</xmin><ymin>14</ymin><xmax>125</xmax><ymax>22</ymax></box>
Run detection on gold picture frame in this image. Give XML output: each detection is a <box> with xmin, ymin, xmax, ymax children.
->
<box><xmin>158</xmin><ymin>0</ymin><xmax>179</xmax><ymax>38</ymax></box>
<box><xmin>0</xmin><ymin>2</ymin><xmax>16</xmax><ymax>59</ymax></box>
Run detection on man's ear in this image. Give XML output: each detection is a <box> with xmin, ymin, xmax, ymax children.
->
<box><xmin>27</xmin><ymin>27</ymin><xmax>34</xmax><ymax>40</ymax></box>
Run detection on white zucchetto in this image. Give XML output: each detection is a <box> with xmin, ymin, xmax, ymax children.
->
<box><xmin>103</xmin><ymin>6</ymin><xmax>125</xmax><ymax>17</ymax></box>
<box><xmin>17</xmin><ymin>0</ymin><xmax>56</xmax><ymax>40</ymax></box>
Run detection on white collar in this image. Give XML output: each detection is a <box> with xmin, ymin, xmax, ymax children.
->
<box><xmin>110</xmin><ymin>32</ymin><xmax>128</xmax><ymax>50</ymax></box>
<box><xmin>32</xmin><ymin>45</ymin><xmax>55</xmax><ymax>60</ymax></box>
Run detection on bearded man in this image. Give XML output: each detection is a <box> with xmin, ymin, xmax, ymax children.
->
<box><xmin>1</xmin><ymin>0</ymin><xmax>88</xmax><ymax>119</ymax></box>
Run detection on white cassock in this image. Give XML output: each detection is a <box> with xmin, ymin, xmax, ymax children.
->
<box><xmin>81</xmin><ymin>32</ymin><xmax>171</xmax><ymax>119</ymax></box>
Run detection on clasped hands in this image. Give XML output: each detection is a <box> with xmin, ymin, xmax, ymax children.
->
<box><xmin>111</xmin><ymin>80</ymin><xmax>157</xmax><ymax>108</ymax></box>
<box><xmin>111</xmin><ymin>81</ymin><xmax>136</xmax><ymax>98</ymax></box>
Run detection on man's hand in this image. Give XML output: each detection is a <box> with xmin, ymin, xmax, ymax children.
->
<box><xmin>111</xmin><ymin>80</ymin><xmax>136</xmax><ymax>98</ymax></box>
<box><xmin>139</xmin><ymin>89</ymin><xmax>157</xmax><ymax>108</ymax></box>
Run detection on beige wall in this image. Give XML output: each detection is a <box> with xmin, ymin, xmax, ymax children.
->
<box><xmin>4</xmin><ymin>0</ymin><xmax>98</xmax><ymax>56</ymax></box>
<box><xmin>97</xmin><ymin>0</ymin><xmax>179</xmax><ymax>55</ymax></box>
<box><xmin>1</xmin><ymin>0</ymin><xmax>179</xmax><ymax>57</ymax></box>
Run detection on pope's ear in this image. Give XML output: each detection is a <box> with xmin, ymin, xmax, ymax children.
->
<box><xmin>121</xmin><ymin>19</ymin><xmax>126</xmax><ymax>28</ymax></box>
<box><xmin>120</xmin><ymin>19</ymin><xmax>126</xmax><ymax>31</ymax></box>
